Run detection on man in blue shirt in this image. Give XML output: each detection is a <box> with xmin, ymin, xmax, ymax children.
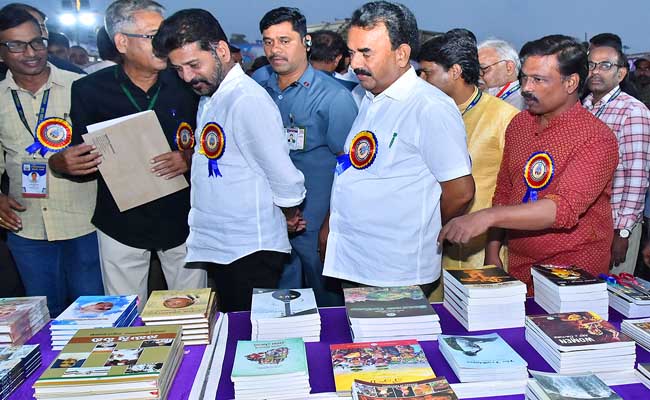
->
<box><xmin>259</xmin><ymin>7</ymin><xmax>358</xmax><ymax>307</ymax></box>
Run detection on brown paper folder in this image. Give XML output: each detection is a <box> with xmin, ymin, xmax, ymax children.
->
<box><xmin>82</xmin><ymin>110</ymin><xmax>189</xmax><ymax>212</ymax></box>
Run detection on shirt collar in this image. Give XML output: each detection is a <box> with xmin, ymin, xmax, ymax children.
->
<box><xmin>204</xmin><ymin>63</ymin><xmax>245</xmax><ymax>103</ymax></box>
<box><xmin>266</xmin><ymin>64</ymin><xmax>315</xmax><ymax>93</ymax></box>
<box><xmin>367</xmin><ymin>67</ymin><xmax>417</xmax><ymax>102</ymax></box>
<box><xmin>3</xmin><ymin>62</ymin><xmax>64</xmax><ymax>93</ymax></box>
<box><xmin>458</xmin><ymin>86</ymin><xmax>480</xmax><ymax>113</ymax></box>
<box><xmin>583</xmin><ymin>85</ymin><xmax>621</xmax><ymax>110</ymax></box>
<box><xmin>114</xmin><ymin>64</ymin><xmax>166</xmax><ymax>90</ymax></box>
<box><xmin>533</xmin><ymin>100</ymin><xmax>584</xmax><ymax>131</ymax></box>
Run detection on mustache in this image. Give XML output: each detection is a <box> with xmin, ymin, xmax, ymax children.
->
<box><xmin>189</xmin><ymin>78</ymin><xmax>210</xmax><ymax>86</ymax></box>
<box><xmin>522</xmin><ymin>91</ymin><xmax>539</xmax><ymax>103</ymax></box>
<box><xmin>269</xmin><ymin>55</ymin><xmax>287</xmax><ymax>62</ymax></box>
<box><xmin>354</xmin><ymin>68</ymin><xmax>372</xmax><ymax>77</ymax></box>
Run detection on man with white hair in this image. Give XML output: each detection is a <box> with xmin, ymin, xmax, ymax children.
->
<box><xmin>478</xmin><ymin>39</ymin><xmax>525</xmax><ymax>110</ymax></box>
<box><xmin>50</xmin><ymin>0</ymin><xmax>207</xmax><ymax>306</ymax></box>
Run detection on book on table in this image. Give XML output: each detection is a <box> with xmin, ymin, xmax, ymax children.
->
<box><xmin>620</xmin><ymin>318</ymin><xmax>650</xmax><ymax>350</ymax></box>
<box><xmin>531</xmin><ymin>265</ymin><xmax>608</xmax><ymax>319</ymax></box>
<box><xmin>231</xmin><ymin>338</ymin><xmax>310</xmax><ymax>400</ymax></box>
<box><xmin>635</xmin><ymin>363</ymin><xmax>650</xmax><ymax>390</ymax></box>
<box><xmin>250</xmin><ymin>288</ymin><xmax>321</xmax><ymax>342</ymax></box>
<box><xmin>605</xmin><ymin>276</ymin><xmax>650</xmax><ymax>318</ymax></box>
<box><xmin>351</xmin><ymin>376</ymin><xmax>458</xmax><ymax>400</ymax></box>
<box><xmin>141</xmin><ymin>288</ymin><xmax>217</xmax><ymax>345</ymax></box>
<box><xmin>0</xmin><ymin>297</ymin><xmax>50</xmax><ymax>346</ymax></box>
<box><xmin>0</xmin><ymin>344</ymin><xmax>41</xmax><ymax>400</ymax></box>
<box><xmin>330</xmin><ymin>339</ymin><xmax>436</xmax><ymax>396</ymax></box>
<box><xmin>343</xmin><ymin>286</ymin><xmax>441</xmax><ymax>342</ymax></box>
<box><xmin>526</xmin><ymin>370</ymin><xmax>622</xmax><ymax>400</ymax></box>
<box><xmin>443</xmin><ymin>266</ymin><xmax>526</xmax><ymax>331</ymax></box>
<box><xmin>33</xmin><ymin>325</ymin><xmax>183</xmax><ymax>400</ymax></box>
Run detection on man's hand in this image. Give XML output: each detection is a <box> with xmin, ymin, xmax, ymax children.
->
<box><xmin>438</xmin><ymin>209</ymin><xmax>493</xmax><ymax>245</ymax></box>
<box><xmin>318</xmin><ymin>213</ymin><xmax>330</xmax><ymax>263</ymax></box>
<box><xmin>48</xmin><ymin>144</ymin><xmax>101</xmax><ymax>175</ymax></box>
<box><xmin>611</xmin><ymin>233</ymin><xmax>629</xmax><ymax>267</ymax></box>
<box><xmin>0</xmin><ymin>194</ymin><xmax>25</xmax><ymax>231</ymax></box>
<box><xmin>642</xmin><ymin>240</ymin><xmax>650</xmax><ymax>267</ymax></box>
<box><xmin>151</xmin><ymin>151</ymin><xmax>189</xmax><ymax>179</ymax></box>
<box><xmin>282</xmin><ymin>206</ymin><xmax>306</xmax><ymax>233</ymax></box>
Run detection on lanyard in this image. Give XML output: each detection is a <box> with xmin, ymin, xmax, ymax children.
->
<box><xmin>11</xmin><ymin>88</ymin><xmax>50</xmax><ymax>137</ymax></box>
<box><xmin>497</xmin><ymin>82</ymin><xmax>520</xmax><ymax>101</ymax></box>
<box><xmin>462</xmin><ymin>90</ymin><xmax>482</xmax><ymax>116</ymax></box>
<box><xmin>115</xmin><ymin>67</ymin><xmax>161</xmax><ymax>112</ymax></box>
<box><xmin>595</xmin><ymin>87</ymin><xmax>621</xmax><ymax>118</ymax></box>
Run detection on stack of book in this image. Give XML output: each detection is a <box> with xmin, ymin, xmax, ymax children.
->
<box><xmin>50</xmin><ymin>295</ymin><xmax>138</xmax><ymax>350</ymax></box>
<box><xmin>525</xmin><ymin>312</ymin><xmax>636</xmax><ymax>378</ymax></box>
<box><xmin>352</xmin><ymin>376</ymin><xmax>458</xmax><ymax>400</ymax></box>
<box><xmin>532</xmin><ymin>265</ymin><xmax>609</xmax><ymax>319</ymax></box>
<box><xmin>635</xmin><ymin>363</ymin><xmax>650</xmax><ymax>390</ymax></box>
<box><xmin>250</xmin><ymin>288</ymin><xmax>320</xmax><ymax>342</ymax></box>
<box><xmin>526</xmin><ymin>370</ymin><xmax>622</xmax><ymax>400</ymax></box>
<box><xmin>0</xmin><ymin>344</ymin><xmax>41</xmax><ymax>399</ymax></box>
<box><xmin>604</xmin><ymin>276</ymin><xmax>650</xmax><ymax>318</ymax></box>
<box><xmin>330</xmin><ymin>339</ymin><xmax>436</xmax><ymax>396</ymax></box>
<box><xmin>443</xmin><ymin>266</ymin><xmax>526</xmax><ymax>331</ymax></box>
<box><xmin>33</xmin><ymin>325</ymin><xmax>183</xmax><ymax>400</ymax></box>
<box><xmin>620</xmin><ymin>318</ymin><xmax>650</xmax><ymax>349</ymax></box>
<box><xmin>231</xmin><ymin>338</ymin><xmax>310</xmax><ymax>400</ymax></box>
<box><xmin>141</xmin><ymin>289</ymin><xmax>217</xmax><ymax>345</ymax></box>
<box><xmin>343</xmin><ymin>286</ymin><xmax>441</xmax><ymax>342</ymax></box>
<box><xmin>0</xmin><ymin>297</ymin><xmax>49</xmax><ymax>345</ymax></box>
<box><xmin>438</xmin><ymin>333</ymin><xmax>528</xmax><ymax>397</ymax></box>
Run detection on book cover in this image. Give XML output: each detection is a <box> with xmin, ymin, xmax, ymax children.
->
<box><xmin>35</xmin><ymin>325</ymin><xmax>181</xmax><ymax>386</ymax></box>
<box><xmin>628</xmin><ymin>319</ymin><xmax>650</xmax><ymax>335</ymax></box>
<box><xmin>439</xmin><ymin>333</ymin><xmax>527</xmax><ymax>369</ymax></box>
<box><xmin>527</xmin><ymin>312</ymin><xmax>633</xmax><ymax>348</ymax></box>
<box><xmin>330</xmin><ymin>340</ymin><xmax>435</xmax><ymax>394</ymax></box>
<box><xmin>606</xmin><ymin>280</ymin><xmax>650</xmax><ymax>303</ymax></box>
<box><xmin>444</xmin><ymin>267</ymin><xmax>524</xmax><ymax>290</ymax></box>
<box><xmin>52</xmin><ymin>296</ymin><xmax>137</xmax><ymax>327</ymax></box>
<box><xmin>141</xmin><ymin>289</ymin><xmax>213</xmax><ymax>320</ymax></box>
<box><xmin>250</xmin><ymin>289</ymin><xmax>318</xmax><ymax>320</ymax></box>
<box><xmin>352</xmin><ymin>377</ymin><xmax>458</xmax><ymax>400</ymax></box>
<box><xmin>529</xmin><ymin>370</ymin><xmax>622</xmax><ymax>400</ymax></box>
<box><xmin>532</xmin><ymin>265</ymin><xmax>601</xmax><ymax>286</ymax></box>
<box><xmin>344</xmin><ymin>286</ymin><xmax>437</xmax><ymax>320</ymax></box>
<box><xmin>231</xmin><ymin>338</ymin><xmax>307</xmax><ymax>378</ymax></box>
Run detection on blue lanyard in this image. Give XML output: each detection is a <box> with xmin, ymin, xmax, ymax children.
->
<box><xmin>595</xmin><ymin>88</ymin><xmax>621</xmax><ymax>118</ymax></box>
<box><xmin>11</xmin><ymin>88</ymin><xmax>50</xmax><ymax>138</ymax></box>
<box><xmin>462</xmin><ymin>90</ymin><xmax>482</xmax><ymax>116</ymax></box>
<box><xmin>499</xmin><ymin>83</ymin><xmax>520</xmax><ymax>101</ymax></box>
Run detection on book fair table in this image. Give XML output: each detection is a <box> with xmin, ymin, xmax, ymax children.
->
<box><xmin>9</xmin><ymin>300</ymin><xmax>650</xmax><ymax>399</ymax></box>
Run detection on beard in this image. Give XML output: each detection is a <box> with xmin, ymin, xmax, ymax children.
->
<box><xmin>189</xmin><ymin>52</ymin><xmax>226</xmax><ymax>96</ymax></box>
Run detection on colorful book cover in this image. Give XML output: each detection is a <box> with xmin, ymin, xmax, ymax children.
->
<box><xmin>35</xmin><ymin>325</ymin><xmax>181</xmax><ymax>386</ymax></box>
<box><xmin>527</xmin><ymin>312</ymin><xmax>633</xmax><ymax>348</ymax></box>
<box><xmin>141</xmin><ymin>289</ymin><xmax>213</xmax><ymax>320</ymax></box>
<box><xmin>606</xmin><ymin>279</ymin><xmax>650</xmax><ymax>303</ymax></box>
<box><xmin>344</xmin><ymin>286</ymin><xmax>437</xmax><ymax>320</ymax></box>
<box><xmin>52</xmin><ymin>296</ymin><xmax>138</xmax><ymax>326</ymax></box>
<box><xmin>330</xmin><ymin>340</ymin><xmax>435</xmax><ymax>394</ymax></box>
<box><xmin>444</xmin><ymin>267</ymin><xmax>524</xmax><ymax>289</ymax></box>
<box><xmin>352</xmin><ymin>377</ymin><xmax>458</xmax><ymax>400</ymax></box>
<box><xmin>439</xmin><ymin>333</ymin><xmax>527</xmax><ymax>369</ymax></box>
<box><xmin>529</xmin><ymin>371</ymin><xmax>622</xmax><ymax>400</ymax></box>
<box><xmin>532</xmin><ymin>265</ymin><xmax>601</xmax><ymax>286</ymax></box>
<box><xmin>629</xmin><ymin>319</ymin><xmax>650</xmax><ymax>334</ymax></box>
<box><xmin>250</xmin><ymin>289</ymin><xmax>318</xmax><ymax>319</ymax></box>
<box><xmin>231</xmin><ymin>338</ymin><xmax>308</xmax><ymax>378</ymax></box>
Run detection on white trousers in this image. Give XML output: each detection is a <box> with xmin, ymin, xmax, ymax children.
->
<box><xmin>97</xmin><ymin>230</ymin><xmax>207</xmax><ymax>310</ymax></box>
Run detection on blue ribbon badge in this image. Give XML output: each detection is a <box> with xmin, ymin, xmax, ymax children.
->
<box><xmin>199</xmin><ymin>122</ymin><xmax>226</xmax><ymax>177</ymax></box>
<box><xmin>523</xmin><ymin>151</ymin><xmax>554</xmax><ymax>203</ymax></box>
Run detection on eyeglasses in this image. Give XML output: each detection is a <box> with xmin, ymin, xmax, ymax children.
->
<box><xmin>479</xmin><ymin>60</ymin><xmax>506</xmax><ymax>76</ymax></box>
<box><xmin>120</xmin><ymin>32</ymin><xmax>156</xmax><ymax>40</ymax></box>
<box><xmin>588</xmin><ymin>61</ymin><xmax>623</xmax><ymax>72</ymax></box>
<box><xmin>0</xmin><ymin>37</ymin><xmax>48</xmax><ymax>53</ymax></box>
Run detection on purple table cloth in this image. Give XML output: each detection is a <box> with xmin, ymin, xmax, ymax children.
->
<box><xmin>8</xmin><ymin>300</ymin><xmax>650</xmax><ymax>399</ymax></box>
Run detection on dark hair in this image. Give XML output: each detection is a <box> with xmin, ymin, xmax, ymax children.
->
<box><xmin>417</xmin><ymin>29</ymin><xmax>480</xmax><ymax>86</ymax></box>
<box><xmin>310</xmin><ymin>30</ymin><xmax>346</xmax><ymax>63</ymax></box>
<box><xmin>48</xmin><ymin>31</ymin><xmax>70</xmax><ymax>49</ymax></box>
<box><xmin>349</xmin><ymin>1</ymin><xmax>419</xmax><ymax>54</ymax></box>
<box><xmin>520</xmin><ymin>34</ymin><xmax>588</xmax><ymax>93</ymax></box>
<box><xmin>0</xmin><ymin>6</ymin><xmax>39</xmax><ymax>33</ymax></box>
<box><xmin>152</xmin><ymin>9</ymin><xmax>228</xmax><ymax>59</ymax></box>
<box><xmin>70</xmin><ymin>45</ymin><xmax>88</xmax><ymax>55</ymax></box>
<box><xmin>259</xmin><ymin>7</ymin><xmax>306</xmax><ymax>38</ymax></box>
<box><xmin>96</xmin><ymin>26</ymin><xmax>120</xmax><ymax>62</ymax></box>
<box><xmin>249</xmin><ymin>55</ymin><xmax>269</xmax><ymax>73</ymax></box>
<box><xmin>589</xmin><ymin>33</ymin><xmax>622</xmax><ymax>51</ymax></box>
<box><xmin>2</xmin><ymin>3</ymin><xmax>46</xmax><ymax>20</ymax></box>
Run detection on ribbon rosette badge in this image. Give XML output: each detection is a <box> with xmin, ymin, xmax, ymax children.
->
<box><xmin>336</xmin><ymin>130</ymin><xmax>378</xmax><ymax>175</ymax></box>
<box><xmin>523</xmin><ymin>151</ymin><xmax>554</xmax><ymax>203</ymax></box>
<box><xmin>26</xmin><ymin>117</ymin><xmax>72</xmax><ymax>157</ymax></box>
<box><xmin>199</xmin><ymin>122</ymin><xmax>226</xmax><ymax>177</ymax></box>
<box><xmin>175</xmin><ymin>122</ymin><xmax>195</xmax><ymax>151</ymax></box>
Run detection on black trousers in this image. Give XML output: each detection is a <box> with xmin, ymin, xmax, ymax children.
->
<box><xmin>207</xmin><ymin>250</ymin><xmax>286</xmax><ymax>312</ymax></box>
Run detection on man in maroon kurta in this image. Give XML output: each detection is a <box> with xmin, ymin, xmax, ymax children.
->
<box><xmin>438</xmin><ymin>35</ymin><xmax>618</xmax><ymax>292</ymax></box>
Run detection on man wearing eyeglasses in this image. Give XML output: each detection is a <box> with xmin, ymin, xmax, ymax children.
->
<box><xmin>478</xmin><ymin>39</ymin><xmax>525</xmax><ymax>110</ymax></box>
<box><xmin>0</xmin><ymin>7</ymin><xmax>102</xmax><ymax>316</ymax></box>
<box><xmin>583</xmin><ymin>42</ymin><xmax>650</xmax><ymax>275</ymax></box>
<box><xmin>49</xmin><ymin>0</ymin><xmax>207</xmax><ymax>308</ymax></box>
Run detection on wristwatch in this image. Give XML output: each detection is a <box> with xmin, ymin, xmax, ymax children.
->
<box><xmin>619</xmin><ymin>228</ymin><xmax>631</xmax><ymax>239</ymax></box>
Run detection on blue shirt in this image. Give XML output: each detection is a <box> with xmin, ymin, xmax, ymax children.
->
<box><xmin>262</xmin><ymin>65</ymin><xmax>358</xmax><ymax>231</ymax></box>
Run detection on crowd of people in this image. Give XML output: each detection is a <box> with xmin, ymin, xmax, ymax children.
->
<box><xmin>0</xmin><ymin>0</ymin><xmax>649</xmax><ymax>316</ymax></box>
